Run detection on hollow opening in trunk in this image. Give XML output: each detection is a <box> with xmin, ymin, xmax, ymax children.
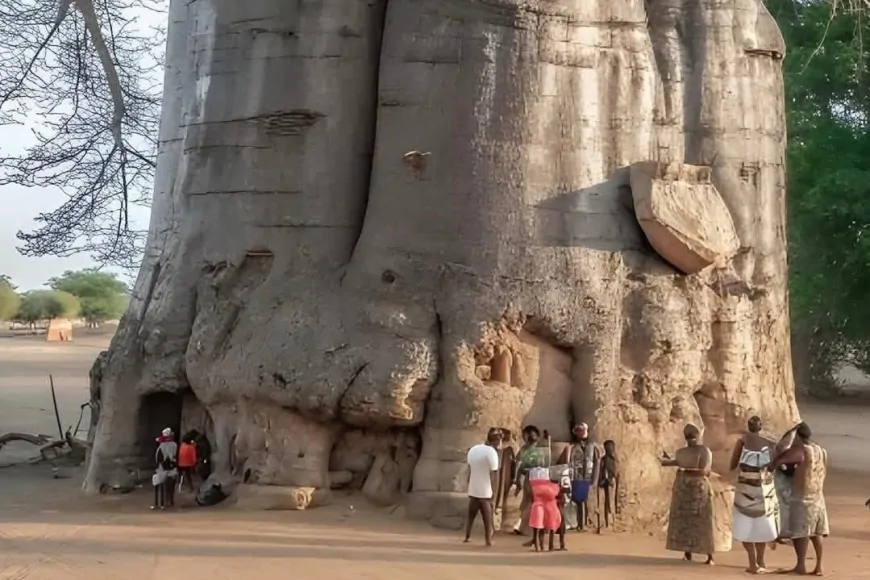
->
<box><xmin>568</xmin><ymin>343</ymin><xmax>599</xmax><ymax>445</ymax></box>
<box><xmin>517</xmin><ymin>328</ymin><xmax>575</xmax><ymax>443</ymax></box>
<box><xmin>137</xmin><ymin>391</ymin><xmax>184</xmax><ymax>461</ymax></box>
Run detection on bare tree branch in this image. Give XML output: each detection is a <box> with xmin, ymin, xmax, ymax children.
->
<box><xmin>0</xmin><ymin>0</ymin><xmax>71</xmax><ymax>110</ymax></box>
<box><xmin>75</xmin><ymin>0</ymin><xmax>125</xmax><ymax>149</ymax></box>
<box><xmin>0</xmin><ymin>0</ymin><xmax>164</xmax><ymax>269</ymax></box>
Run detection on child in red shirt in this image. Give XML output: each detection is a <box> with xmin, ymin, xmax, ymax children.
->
<box><xmin>177</xmin><ymin>432</ymin><xmax>198</xmax><ymax>492</ymax></box>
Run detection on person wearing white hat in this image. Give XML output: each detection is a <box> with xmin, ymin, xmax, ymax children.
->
<box><xmin>152</xmin><ymin>427</ymin><xmax>178</xmax><ymax>509</ymax></box>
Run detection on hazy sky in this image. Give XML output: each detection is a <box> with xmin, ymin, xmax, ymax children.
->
<box><xmin>0</xmin><ymin>181</ymin><xmax>151</xmax><ymax>290</ymax></box>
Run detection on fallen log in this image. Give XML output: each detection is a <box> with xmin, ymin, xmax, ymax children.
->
<box><xmin>0</xmin><ymin>432</ymin><xmax>53</xmax><ymax>448</ymax></box>
<box><xmin>0</xmin><ymin>431</ymin><xmax>88</xmax><ymax>464</ymax></box>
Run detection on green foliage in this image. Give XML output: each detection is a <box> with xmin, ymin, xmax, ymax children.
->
<box><xmin>767</xmin><ymin>0</ymin><xmax>870</xmax><ymax>388</ymax></box>
<box><xmin>0</xmin><ymin>275</ymin><xmax>19</xmax><ymax>320</ymax></box>
<box><xmin>15</xmin><ymin>290</ymin><xmax>80</xmax><ymax>322</ymax></box>
<box><xmin>48</xmin><ymin>269</ymin><xmax>128</xmax><ymax>323</ymax></box>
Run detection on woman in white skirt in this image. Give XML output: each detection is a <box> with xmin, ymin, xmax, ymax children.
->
<box><xmin>730</xmin><ymin>416</ymin><xmax>779</xmax><ymax>574</ymax></box>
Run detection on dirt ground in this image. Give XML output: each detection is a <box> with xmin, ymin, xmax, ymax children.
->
<box><xmin>0</xmin><ymin>330</ymin><xmax>108</xmax><ymax>462</ymax></box>
<box><xmin>1</xmin><ymin>334</ymin><xmax>869</xmax><ymax>580</ymax></box>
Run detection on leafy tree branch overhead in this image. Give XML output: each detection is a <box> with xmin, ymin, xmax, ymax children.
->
<box><xmin>0</xmin><ymin>0</ymin><xmax>164</xmax><ymax>268</ymax></box>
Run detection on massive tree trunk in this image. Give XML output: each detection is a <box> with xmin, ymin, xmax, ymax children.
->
<box><xmin>84</xmin><ymin>0</ymin><xmax>798</xmax><ymax>529</ymax></box>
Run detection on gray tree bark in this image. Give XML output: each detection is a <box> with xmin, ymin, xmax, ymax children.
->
<box><xmin>84</xmin><ymin>0</ymin><xmax>798</xmax><ymax>529</ymax></box>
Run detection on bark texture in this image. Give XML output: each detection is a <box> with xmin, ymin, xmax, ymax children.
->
<box><xmin>84</xmin><ymin>0</ymin><xmax>798</xmax><ymax>530</ymax></box>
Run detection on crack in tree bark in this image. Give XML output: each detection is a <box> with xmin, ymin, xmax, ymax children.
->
<box><xmin>336</xmin><ymin>363</ymin><xmax>371</xmax><ymax>415</ymax></box>
<box><xmin>186</xmin><ymin>190</ymin><xmax>302</xmax><ymax>196</ymax></box>
<box><xmin>255</xmin><ymin>223</ymin><xmax>354</xmax><ymax>229</ymax></box>
<box><xmin>347</xmin><ymin>0</ymin><xmax>389</xmax><ymax>265</ymax></box>
<box><xmin>135</xmin><ymin>261</ymin><xmax>161</xmax><ymax>335</ymax></box>
<box><xmin>427</xmin><ymin>302</ymin><xmax>444</xmax><ymax>413</ymax></box>
<box><xmin>213</xmin><ymin>302</ymin><xmax>242</xmax><ymax>359</ymax></box>
<box><xmin>181</xmin><ymin>110</ymin><xmax>325</xmax><ymax>129</ymax></box>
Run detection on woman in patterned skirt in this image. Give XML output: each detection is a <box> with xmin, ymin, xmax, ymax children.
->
<box><xmin>661</xmin><ymin>423</ymin><xmax>730</xmax><ymax>565</ymax></box>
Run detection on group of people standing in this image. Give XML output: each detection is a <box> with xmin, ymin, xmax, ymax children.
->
<box><xmin>463</xmin><ymin>422</ymin><xmax>619</xmax><ymax>550</ymax></box>
<box><xmin>151</xmin><ymin>427</ymin><xmax>212</xmax><ymax>510</ymax></box>
<box><xmin>464</xmin><ymin>415</ymin><xmax>829</xmax><ymax>575</ymax></box>
<box><xmin>663</xmin><ymin>417</ymin><xmax>828</xmax><ymax>575</ymax></box>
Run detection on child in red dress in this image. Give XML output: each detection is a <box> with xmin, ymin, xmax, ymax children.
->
<box><xmin>528</xmin><ymin>465</ymin><xmax>562</xmax><ymax>551</ymax></box>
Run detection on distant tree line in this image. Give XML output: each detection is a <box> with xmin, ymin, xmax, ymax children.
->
<box><xmin>0</xmin><ymin>269</ymin><xmax>128</xmax><ymax>326</ymax></box>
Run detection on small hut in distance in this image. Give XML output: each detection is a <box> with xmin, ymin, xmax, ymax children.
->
<box><xmin>46</xmin><ymin>318</ymin><xmax>73</xmax><ymax>342</ymax></box>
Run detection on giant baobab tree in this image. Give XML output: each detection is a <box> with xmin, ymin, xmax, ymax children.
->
<box><xmin>5</xmin><ymin>0</ymin><xmax>799</xmax><ymax>528</ymax></box>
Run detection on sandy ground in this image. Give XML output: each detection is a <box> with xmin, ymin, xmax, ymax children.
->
<box><xmin>1</xmin><ymin>334</ymin><xmax>869</xmax><ymax>580</ymax></box>
<box><xmin>0</xmin><ymin>331</ymin><xmax>106</xmax><ymax>462</ymax></box>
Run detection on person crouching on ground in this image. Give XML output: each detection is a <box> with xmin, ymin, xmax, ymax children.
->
<box><xmin>152</xmin><ymin>427</ymin><xmax>178</xmax><ymax>510</ymax></box>
<box><xmin>464</xmin><ymin>427</ymin><xmax>502</xmax><ymax>547</ymax></box>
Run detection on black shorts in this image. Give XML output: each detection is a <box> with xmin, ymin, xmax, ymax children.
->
<box><xmin>467</xmin><ymin>496</ymin><xmax>493</xmax><ymax>512</ymax></box>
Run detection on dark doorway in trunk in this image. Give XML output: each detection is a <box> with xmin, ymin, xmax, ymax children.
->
<box><xmin>137</xmin><ymin>391</ymin><xmax>184</xmax><ymax>462</ymax></box>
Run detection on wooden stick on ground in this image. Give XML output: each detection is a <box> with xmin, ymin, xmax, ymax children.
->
<box><xmin>49</xmin><ymin>374</ymin><xmax>64</xmax><ymax>440</ymax></box>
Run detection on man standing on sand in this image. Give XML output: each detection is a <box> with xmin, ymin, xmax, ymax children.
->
<box><xmin>464</xmin><ymin>428</ymin><xmax>502</xmax><ymax>547</ymax></box>
<box><xmin>558</xmin><ymin>422</ymin><xmax>600</xmax><ymax>532</ymax></box>
<box><xmin>767</xmin><ymin>422</ymin><xmax>829</xmax><ymax>576</ymax></box>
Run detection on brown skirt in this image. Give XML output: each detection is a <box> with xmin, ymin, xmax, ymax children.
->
<box><xmin>666</xmin><ymin>472</ymin><xmax>731</xmax><ymax>554</ymax></box>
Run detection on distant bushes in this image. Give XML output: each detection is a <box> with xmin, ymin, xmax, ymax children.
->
<box><xmin>0</xmin><ymin>269</ymin><xmax>128</xmax><ymax>325</ymax></box>
<box><xmin>14</xmin><ymin>290</ymin><xmax>80</xmax><ymax>324</ymax></box>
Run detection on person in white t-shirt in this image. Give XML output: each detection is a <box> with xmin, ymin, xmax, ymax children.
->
<box><xmin>463</xmin><ymin>428</ymin><xmax>502</xmax><ymax>546</ymax></box>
